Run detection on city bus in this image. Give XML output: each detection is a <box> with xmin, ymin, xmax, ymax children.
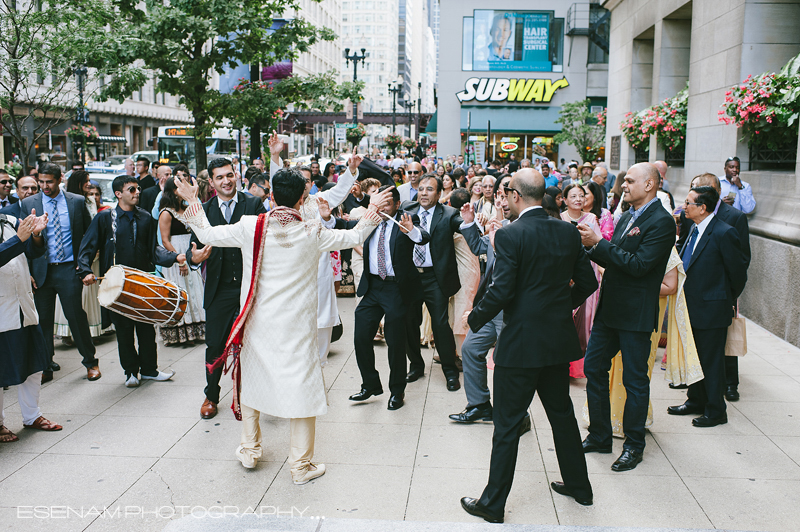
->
<box><xmin>156</xmin><ymin>125</ymin><xmax>242</xmax><ymax>172</ymax></box>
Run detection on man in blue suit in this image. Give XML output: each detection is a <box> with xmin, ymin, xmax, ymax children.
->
<box><xmin>19</xmin><ymin>163</ymin><xmax>99</xmax><ymax>382</ymax></box>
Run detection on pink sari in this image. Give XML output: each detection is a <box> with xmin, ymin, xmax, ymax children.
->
<box><xmin>561</xmin><ymin>211</ymin><xmax>602</xmax><ymax>378</ymax></box>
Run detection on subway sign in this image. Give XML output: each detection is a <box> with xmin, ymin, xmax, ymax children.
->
<box><xmin>456</xmin><ymin>77</ymin><xmax>569</xmax><ymax>103</ymax></box>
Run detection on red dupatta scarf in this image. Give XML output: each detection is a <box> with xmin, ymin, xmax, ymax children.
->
<box><xmin>206</xmin><ymin>206</ymin><xmax>303</xmax><ymax>420</ymax></box>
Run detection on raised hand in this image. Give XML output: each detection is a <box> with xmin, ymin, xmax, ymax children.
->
<box><xmin>577</xmin><ymin>223</ymin><xmax>601</xmax><ymax>247</ymax></box>
<box><xmin>476</xmin><ymin>212</ymin><xmax>488</xmax><ymax>227</ymax></box>
<box><xmin>190</xmin><ymin>242</ymin><xmax>213</xmax><ymax>265</ymax></box>
<box><xmin>348</xmin><ymin>145</ymin><xmax>364</xmax><ymax>174</ymax></box>
<box><xmin>32</xmin><ymin>211</ymin><xmax>48</xmax><ymax>235</ymax></box>
<box><xmin>398</xmin><ymin>213</ymin><xmax>413</xmax><ymax>234</ymax></box>
<box><xmin>460</xmin><ymin>202</ymin><xmax>475</xmax><ymax>224</ymax></box>
<box><xmin>174</xmin><ymin>174</ymin><xmax>199</xmax><ymax>203</ymax></box>
<box><xmin>318</xmin><ymin>197</ymin><xmax>332</xmax><ymax>221</ymax></box>
<box><xmin>267</xmin><ymin>130</ymin><xmax>283</xmax><ymax>159</ymax></box>
<box><xmin>16</xmin><ymin>213</ymin><xmax>37</xmax><ymax>242</ymax></box>
<box><xmin>368</xmin><ymin>186</ymin><xmax>395</xmax><ymax>211</ymax></box>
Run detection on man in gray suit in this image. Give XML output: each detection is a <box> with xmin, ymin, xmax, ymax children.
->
<box><xmin>448</xmin><ymin>175</ymin><xmax>526</xmax><ymax>433</ymax></box>
<box><xmin>20</xmin><ymin>162</ymin><xmax>99</xmax><ymax>382</ymax></box>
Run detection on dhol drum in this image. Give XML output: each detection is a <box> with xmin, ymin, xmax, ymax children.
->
<box><xmin>97</xmin><ymin>265</ymin><xmax>188</xmax><ymax>327</ymax></box>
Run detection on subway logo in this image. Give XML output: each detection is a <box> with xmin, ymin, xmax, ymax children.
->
<box><xmin>456</xmin><ymin>77</ymin><xmax>570</xmax><ymax>103</ymax></box>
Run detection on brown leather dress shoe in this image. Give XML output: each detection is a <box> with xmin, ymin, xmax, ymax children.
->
<box><xmin>87</xmin><ymin>366</ymin><xmax>101</xmax><ymax>381</ymax></box>
<box><xmin>201</xmin><ymin>399</ymin><xmax>218</xmax><ymax>419</ymax></box>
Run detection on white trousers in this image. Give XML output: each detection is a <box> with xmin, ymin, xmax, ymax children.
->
<box><xmin>0</xmin><ymin>372</ymin><xmax>43</xmax><ymax>427</ymax></box>
<box><xmin>239</xmin><ymin>403</ymin><xmax>316</xmax><ymax>475</ymax></box>
<box><xmin>318</xmin><ymin>326</ymin><xmax>333</xmax><ymax>367</ymax></box>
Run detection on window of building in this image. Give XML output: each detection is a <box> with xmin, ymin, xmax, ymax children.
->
<box><xmin>587</xmin><ymin>4</ymin><xmax>609</xmax><ymax>64</ymax></box>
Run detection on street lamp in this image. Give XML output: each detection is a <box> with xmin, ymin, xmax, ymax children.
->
<box><xmin>400</xmin><ymin>99</ymin><xmax>415</xmax><ymax>139</ymax></box>
<box><xmin>344</xmin><ymin>47</ymin><xmax>367</xmax><ymax>125</ymax></box>
<box><xmin>388</xmin><ymin>82</ymin><xmax>402</xmax><ymax>156</ymax></box>
<box><xmin>73</xmin><ymin>65</ymin><xmax>89</xmax><ymax>164</ymax></box>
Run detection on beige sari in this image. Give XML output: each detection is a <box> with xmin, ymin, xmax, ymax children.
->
<box><xmin>584</xmin><ymin>248</ymin><xmax>704</xmax><ymax>437</ymax></box>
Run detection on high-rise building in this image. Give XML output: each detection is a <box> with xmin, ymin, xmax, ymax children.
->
<box><xmin>341</xmin><ymin>0</ymin><xmax>400</xmax><ymax>113</ymax></box>
<box><xmin>288</xmin><ymin>0</ymin><xmax>343</xmax><ymax>77</ymax></box>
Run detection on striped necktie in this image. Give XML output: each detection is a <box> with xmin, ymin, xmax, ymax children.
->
<box><xmin>414</xmin><ymin>210</ymin><xmax>428</xmax><ymax>267</ymax></box>
<box><xmin>50</xmin><ymin>198</ymin><xmax>66</xmax><ymax>262</ymax></box>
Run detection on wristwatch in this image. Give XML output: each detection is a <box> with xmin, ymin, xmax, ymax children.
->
<box><xmin>32</xmin><ymin>231</ymin><xmax>42</xmax><ymax>238</ymax></box>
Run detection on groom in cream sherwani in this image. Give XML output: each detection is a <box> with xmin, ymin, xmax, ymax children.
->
<box><xmin>176</xmin><ymin>156</ymin><xmax>390</xmax><ymax>485</ymax></box>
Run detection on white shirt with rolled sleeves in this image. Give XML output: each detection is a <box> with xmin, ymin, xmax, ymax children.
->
<box><xmin>719</xmin><ymin>175</ymin><xmax>756</xmax><ymax>214</ymax></box>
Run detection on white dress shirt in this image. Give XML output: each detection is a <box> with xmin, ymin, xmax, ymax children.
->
<box><xmin>217</xmin><ymin>193</ymin><xmax>239</xmax><ymax>222</ymax></box>
<box><xmin>689</xmin><ymin>213</ymin><xmax>715</xmax><ymax>255</ymax></box>
<box><xmin>367</xmin><ymin>216</ymin><xmax>423</xmax><ymax>276</ymax></box>
<box><xmin>414</xmin><ymin>205</ymin><xmax>436</xmax><ymax>267</ymax></box>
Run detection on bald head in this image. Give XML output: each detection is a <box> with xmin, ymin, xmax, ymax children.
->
<box><xmin>156</xmin><ymin>164</ymin><xmax>172</xmax><ymax>187</ymax></box>
<box><xmin>653</xmin><ymin>160</ymin><xmax>667</xmax><ymax>179</ymax></box>
<box><xmin>623</xmin><ymin>163</ymin><xmax>660</xmax><ymax>209</ymax></box>
<box><xmin>693</xmin><ymin>172</ymin><xmax>721</xmax><ymax>193</ymax></box>
<box><xmin>511</xmin><ymin>168</ymin><xmax>545</xmax><ymax>202</ymax></box>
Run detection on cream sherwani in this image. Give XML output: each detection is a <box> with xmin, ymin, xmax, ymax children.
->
<box><xmin>182</xmin><ymin>202</ymin><xmax>379</xmax><ymax>419</ymax></box>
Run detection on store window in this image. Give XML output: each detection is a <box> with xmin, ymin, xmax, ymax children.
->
<box><xmin>462</xmin><ymin>11</ymin><xmax>564</xmax><ymax>73</ymax></box>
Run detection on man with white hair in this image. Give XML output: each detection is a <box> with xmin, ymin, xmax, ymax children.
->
<box><xmin>597</xmin><ymin>162</ymin><xmax>615</xmax><ymax>193</ymax></box>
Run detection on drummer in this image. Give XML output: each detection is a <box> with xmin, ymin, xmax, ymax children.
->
<box><xmin>78</xmin><ymin>175</ymin><xmax>194</xmax><ymax>387</ymax></box>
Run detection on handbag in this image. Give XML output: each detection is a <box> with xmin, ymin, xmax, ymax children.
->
<box><xmin>725</xmin><ymin>307</ymin><xmax>747</xmax><ymax>357</ymax></box>
<box><xmin>331</xmin><ymin>317</ymin><xmax>344</xmax><ymax>343</ymax></box>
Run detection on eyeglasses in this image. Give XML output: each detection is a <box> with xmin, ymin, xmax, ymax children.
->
<box><xmin>725</xmin><ymin>156</ymin><xmax>740</xmax><ymax>163</ymax></box>
<box><xmin>684</xmin><ymin>200</ymin><xmax>702</xmax><ymax>206</ymax></box>
<box><xmin>125</xmin><ymin>186</ymin><xmax>141</xmax><ymax>193</ymax></box>
<box><xmin>503</xmin><ymin>186</ymin><xmax>520</xmax><ymax>196</ymax></box>
<box><xmin>255</xmin><ymin>184</ymin><xmax>268</xmax><ymax>194</ymax></box>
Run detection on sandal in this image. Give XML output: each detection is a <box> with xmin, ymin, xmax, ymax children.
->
<box><xmin>0</xmin><ymin>425</ymin><xmax>19</xmax><ymax>443</ymax></box>
<box><xmin>23</xmin><ymin>416</ymin><xmax>63</xmax><ymax>431</ymax></box>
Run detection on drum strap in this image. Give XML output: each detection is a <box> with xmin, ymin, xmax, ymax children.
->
<box><xmin>110</xmin><ymin>208</ymin><xmax>117</xmax><ymax>265</ymax></box>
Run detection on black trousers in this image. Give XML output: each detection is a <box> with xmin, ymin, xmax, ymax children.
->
<box><xmin>33</xmin><ymin>263</ymin><xmax>97</xmax><ymax>368</ymax></box>
<box><xmin>405</xmin><ymin>270</ymin><xmax>459</xmax><ymax>379</ymax></box>
<box><xmin>204</xmin><ymin>283</ymin><xmax>241</xmax><ymax>404</ymax></box>
<box><xmin>354</xmin><ymin>276</ymin><xmax>409</xmax><ymax>396</ymax></box>
<box><xmin>479</xmin><ymin>363</ymin><xmax>591</xmax><ymax>516</ymax></box>
<box><xmin>688</xmin><ymin>326</ymin><xmax>728</xmax><ymax>419</ymax></box>
<box><xmin>725</xmin><ymin>355</ymin><xmax>739</xmax><ymax>387</ymax></box>
<box><xmin>110</xmin><ymin>312</ymin><xmax>157</xmax><ymax>377</ymax></box>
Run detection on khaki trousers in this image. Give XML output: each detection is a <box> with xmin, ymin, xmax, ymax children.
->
<box><xmin>240</xmin><ymin>403</ymin><xmax>316</xmax><ymax>474</ymax></box>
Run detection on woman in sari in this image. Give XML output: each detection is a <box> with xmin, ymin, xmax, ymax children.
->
<box><xmin>583</xmin><ymin>248</ymin><xmax>704</xmax><ymax>436</ymax></box>
<box><xmin>561</xmin><ymin>184</ymin><xmax>601</xmax><ymax>378</ymax></box>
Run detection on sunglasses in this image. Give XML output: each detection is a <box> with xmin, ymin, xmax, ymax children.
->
<box><xmin>503</xmin><ymin>186</ymin><xmax>520</xmax><ymax>196</ymax></box>
<box><xmin>407</xmin><ymin>170</ymin><xmax>421</xmax><ymax>175</ymax></box>
<box><xmin>0</xmin><ymin>180</ymin><xmax>12</xmax><ymax>185</ymax></box>
<box><xmin>126</xmin><ymin>186</ymin><xmax>141</xmax><ymax>193</ymax></box>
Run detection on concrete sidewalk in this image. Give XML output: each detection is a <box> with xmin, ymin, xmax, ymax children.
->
<box><xmin>1</xmin><ymin>296</ymin><xmax>799</xmax><ymax>532</ymax></box>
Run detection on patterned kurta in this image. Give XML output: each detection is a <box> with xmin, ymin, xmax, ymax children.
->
<box><xmin>182</xmin><ymin>202</ymin><xmax>379</xmax><ymax>418</ymax></box>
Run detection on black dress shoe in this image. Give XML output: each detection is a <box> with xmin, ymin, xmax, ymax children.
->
<box><xmin>611</xmin><ymin>448</ymin><xmax>643</xmax><ymax>472</ymax></box>
<box><xmin>725</xmin><ymin>385</ymin><xmax>740</xmax><ymax>401</ymax></box>
<box><xmin>455</xmin><ymin>357</ymin><xmax>463</xmax><ymax>372</ymax></box>
<box><xmin>41</xmin><ymin>371</ymin><xmax>53</xmax><ymax>384</ymax></box>
<box><xmin>406</xmin><ymin>368</ymin><xmax>425</xmax><ymax>383</ymax></box>
<box><xmin>387</xmin><ymin>394</ymin><xmax>405</xmax><ymax>410</ymax></box>
<box><xmin>348</xmin><ymin>387</ymin><xmax>383</xmax><ymax>401</ymax></box>
<box><xmin>667</xmin><ymin>403</ymin><xmax>703</xmax><ymax>416</ymax></box>
<box><xmin>460</xmin><ymin>497</ymin><xmax>503</xmax><ymax>524</ymax></box>
<box><xmin>581</xmin><ymin>437</ymin><xmax>612</xmax><ymax>454</ymax></box>
<box><xmin>449</xmin><ymin>404</ymin><xmax>492</xmax><ymax>423</ymax></box>
<box><xmin>49</xmin><ymin>361</ymin><xmax>61</xmax><ymax>371</ymax></box>
<box><xmin>668</xmin><ymin>382</ymin><xmax>688</xmax><ymax>389</ymax></box>
<box><xmin>692</xmin><ymin>414</ymin><xmax>728</xmax><ymax>427</ymax></box>
<box><xmin>446</xmin><ymin>376</ymin><xmax>461</xmax><ymax>391</ymax></box>
<box><xmin>518</xmin><ymin>414</ymin><xmax>532</xmax><ymax>436</ymax></box>
<box><xmin>550</xmin><ymin>481</ymin><xmax>593</xmax><ymax>506</ymax></box>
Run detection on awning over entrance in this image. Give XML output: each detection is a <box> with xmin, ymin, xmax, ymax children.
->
<box><xmin>460</xmin><ymin>106</ymin><xmax>561</xmax><ymax>133</ymax></box>
<box><xmin>95</xmin><ymin>135</ymin><xmax>127</xmax><ymax>143</ymax></box>
<box><xmin>424</xmin><ymin>110</ymin><xmax>437</xmax><ymax>133</ymax></box>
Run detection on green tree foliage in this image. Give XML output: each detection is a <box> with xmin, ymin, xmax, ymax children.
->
<box><xmin>101</xmin><ymin>0</ymin><xmax>335</xmax><ymax>171</ymax></box>
<box><xmin>554</xmin><ymin>99</ymin><xmax>606</xmax><ymax>163</ymax></box>
<box><xmin>0</xmin><ymin>0</ymin><xmax>141</xmax><ymax>170</ymax></box>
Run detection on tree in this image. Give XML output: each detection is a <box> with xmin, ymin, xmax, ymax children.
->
<box><xmin>102</xmin><ymin>0</ymin><xmax>335</xmax><ymax>172</ymax></box>
<box><xmin>553</xmin><ymin>99</ymin><xmax>606</xmax><ymax>163</ymax></box>
<box><xmin>226</xmin><ymin>73</ymin><xmax>363</xmax><ymax>153</ymax></box>
<box><xmin>0</xmin><ymin>0</ymin><xmax>140</xmax><ymax>170</ymax></box>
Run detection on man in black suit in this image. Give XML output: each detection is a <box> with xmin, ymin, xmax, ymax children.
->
<box><xmin>0</xmin><ymin>176</ymin><xmax>38</xmax><ymax>218</ymax></box>
<box><xmin>139</xmin><ymin>164</ymin><xmax>172</xmax><ymax>215</ymax></box>
<box><xmin>461</xmin><ymin>169</ymin><xmax>597</xmax><ymax>524</ymax></box>
<box><xmin>135</xmin><ymin>156</ymin><xmax>156</xmax><ymax>191</ymax></box>
<box><xmin>577</xmin><ymin>162</ymin><xmax>676</xmax><ymax>472</ymax></box>
<box><xmin>187</xmin><ymin>158</ymin><xmax>267</xmax><ymax>419</ymax></box>
<box><xmin>668</xmin><ymin>186</ymin><xmax>748</xmax><ymax>427</ymax></box>
<box><xmin>79</xmin><ymin>175</ymin><xmax>185</xmax><ymax>387</ymax></box>
<box><xmin>342</xmin><ymin>181</ymin><xmax>371</xmax><ymax>214</ymax></box>
<box><xmin>677</xmin><ymin>173</ymin><xmax>751</xmax><ymax>401</ymax></box>
<box><xmin>402</xmin><ymin>175</ymin><xmax>464</xmax><ymax>391</ymax></box>
<box><xmin>19</xmin><ymin>163</ymin><xmax>99</xmax><ymax>382</ymax></box>
<box><xmin>348</xmin><ymin>185</ymin><xmax>429</xmax><ymax>410</ymax></box>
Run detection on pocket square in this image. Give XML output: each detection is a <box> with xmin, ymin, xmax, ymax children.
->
<box><xmin>627</xmin><ymin>226</ymin><xmax>641</xmax><ymax>237</ymax></box>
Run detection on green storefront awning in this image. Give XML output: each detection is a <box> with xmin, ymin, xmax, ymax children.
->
<box><xmin>461</xmin><ymin>105</ymin><xmax>561</xmax><ymax>133</ymax></box>
<box><xmin>424</xmin><ymin>110</ymin><xmax>437</xmax><ymax>133</ymax></box>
